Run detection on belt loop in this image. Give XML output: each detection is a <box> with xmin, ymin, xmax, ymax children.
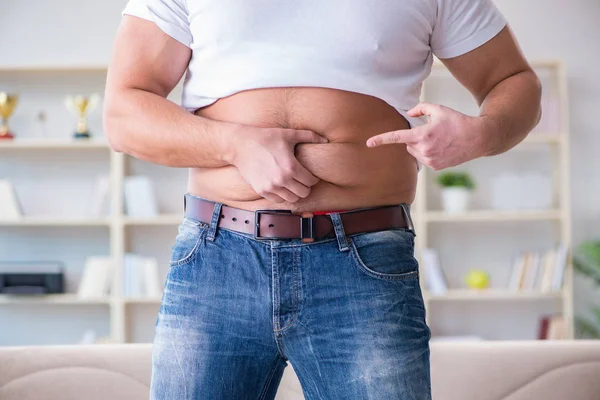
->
<box><xmin>400</xmin><ymin>204</ymin><xmax>416</xmax><ymax>236</ymax></box>
<box><xmin>206</xmin><ymin>202</ymin><xmax>223</xmax><ymax>242</ymax></box>
<box><xmin>329</xmin><ymin>213</ymin><xmax>350</xmax><ymax>252</ymax></box>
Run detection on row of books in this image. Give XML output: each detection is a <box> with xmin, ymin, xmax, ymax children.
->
<box><xmin>77</xmin><ymin>254</ymin><xmax>162</xmax><ymax>299</ymax></box>
<box><xmin>0</xmin><ymin>175</ymin><xmax>162</xmax><ymax>220</ymax></box>
<box><xmin>538</xmin><ymin>315</ymin><xmax>567</xmax><ymax>340</ymax></box>
<box><xmin>91</xmin><ymin>175</ymin><xmax>160</xmax><ymax>217</ymax></box>
<box><xmin>508</xmin><ymin>245</ymin><xmax>568</xmax><ymax>292</ymax></box>
<box><xmin>92</xmin><ymin>175</ymin><xmax>162</xmax><ymax>218</ymax></box>
<box><xmin>77</xmin><ymin>175</ymin><xmax>164</xmax><ymax>218</ymax></box>
<box><xmin>421</xmin><ymin>248</ymin><xmax>448</xmax><ymax>294</ymax></box>
<box><xmin>0</xmin><ymin>180</ymin><xmax>22</xmax><ymax>220</ymax></box>
<box><xmin>421</xmin><ymin>244</ymin><xmax>569</xmax><ymax>294</ymax></box>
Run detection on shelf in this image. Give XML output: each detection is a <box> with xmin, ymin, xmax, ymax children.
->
<box><xmin>426</xmin><ymin>289</ymin><xmax>563</xmax><ymax>301</ymax></box>
<box><xmin>123</xmin><ymin>214</ymin><xmax>183</xmax><ymax>226</ymax></box>
<box><xmin>0</xmin><ymin>217</ymin><xmax>111</xmax><ymax>227</ymax></box>
<box><xmin>0</xmin><ymin>294</ymin><xmax>110</xmax><ymax>305</ymax></box>
<box><xmin>425</xmin><ymin>209</ymin><xmax>562</xmax><ymax>223</ymax></box>
<box><xmin>124</xmin><ymin>297</ymin><xmax>162</xmax><ymax>305</ymax></box>
<box><xmin>0</xmin><ymin>139</ymin><xmax>110</xmax><ymax>150</ymax></box>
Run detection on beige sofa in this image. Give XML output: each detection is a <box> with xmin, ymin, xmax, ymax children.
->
<box><xmin>1</xmin><ymin>341</ymin><xmax>599</xmax><ymax>400</ymax></box>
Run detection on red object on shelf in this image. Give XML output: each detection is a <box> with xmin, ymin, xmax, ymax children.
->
<box><xmin>538</xmin><ymin>316</ymin><xmax>551</xmax><ymax>340</ymax></box>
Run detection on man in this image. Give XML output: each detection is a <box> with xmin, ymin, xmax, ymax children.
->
<box><xmin>104</xmin><ymin>0</ymin><xmax>541</xmax><ymax>398</ymax></box>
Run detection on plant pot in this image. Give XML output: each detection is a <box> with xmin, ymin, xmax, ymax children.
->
<box><xmin>441</xmin><ymin>187</ymin><xmax>471</xmax><ymax>213</ymax></box>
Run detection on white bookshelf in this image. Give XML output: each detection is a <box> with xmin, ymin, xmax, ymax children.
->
<box><xmin>0</xmin><ymin>294</ymin><xmax>110</xmax><ymax>305</ymax></box>
<box><xmin>415</xmin><ymin>60</ymin><xmax>573</xmax><ymax>340</ymax></box>
<box><xmin>425</xmin><ymin>209</ymin><xmax>562</xmax><ymax>223</ymax></box>
<box><xmin>0</xmin><ymin>218</ymin><xmax>111</xmax><ymax>227</ymax></box>
<box><xmin>0</xmin><ymin>139</ymin><xmax>110</xmax><ymax>150</ymax></box>
<box><xmin>124</xmin><ymin>297</ymin><xmax>162</xmax><ymax>305</ymax></box>
<box><xmin>123</xmin><ymin>214</ymin><xmax>182</xmax><ymax>226</ymax></box>
<box><xmin>426</xmin><ymin>289</ymin><xmax>564</xmax><ymax>302</ymax></box>
<box><xmin>0</xmin><ymin>60</ymin><xmax>573</xmax><ymax>345</ymax></box>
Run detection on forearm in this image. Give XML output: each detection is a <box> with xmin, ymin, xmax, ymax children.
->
<box><xmin>478</xmin><ymin>69</ymin><xmax>542</xmax><ymax>156</ymax></box>
<box><xmin>104</xmin><ymin>87</ymin><xmax>238</xmax><ymax>168</ymax></box>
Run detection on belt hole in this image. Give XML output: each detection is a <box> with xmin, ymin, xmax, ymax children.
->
<box><xmin>220</xmin><ymin>214</ymin><xmax>225</xmax><ymax>219</ymax></box>
<box><xmin>268</xmin><ymin>224</ymin><xmax>274</xmax><ymax>228</ymax></box>
<box><xmin>232</xmin><ymin>217</ymin><xmax>237</xmax><ymax>222</ymax></box>
<box><xmin>244</xmin><ymin>220</ymin><xmax>250</xmax><ymax>224</ymax></box>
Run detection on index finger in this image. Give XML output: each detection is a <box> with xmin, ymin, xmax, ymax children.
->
<box><xmin>366</xmin><ymin>127</ymin><xmax>424</xmax><ymax>147</ymax></box>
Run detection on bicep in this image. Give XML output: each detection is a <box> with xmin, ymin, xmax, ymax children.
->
<box><xmin>106</xmin><ymin>15</ymin><xmax>191</xmax><ymax>98</ymax></box>
<box><xmin>439</xmin><ymin>26</ymin><xmax>533</xmax><ymax>105</ymax></box>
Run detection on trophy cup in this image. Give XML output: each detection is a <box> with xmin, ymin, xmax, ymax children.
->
<box><xmin>65</xmin><ymin>94</ymin><xmax>100</xmax><ymax>139</ymax></box>
<box><xmin>0</xmin><ymin>92</ymin><xmax>18</xmax><ymax>140</ymax></box>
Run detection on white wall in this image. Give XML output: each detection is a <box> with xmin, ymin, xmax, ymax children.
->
<box><xmin>494</xmin><ymin>0</ymin><xmax>600</xmax><ymax>323</ymax></box>
<box><xmin>0</xmin><ymin>0</ymin><xmax>598</xmax><ymax>342</ymax></box>
<box><xmin>0</xmin><ymin>0</ymin><xmax>123</xmax><ymax>67</ymax></box>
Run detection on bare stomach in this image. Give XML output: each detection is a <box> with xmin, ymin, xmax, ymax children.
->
<box><xmin>191</xmin><ymin>87</ymin><xmax>418</xmax><ymax>212</ymax></box>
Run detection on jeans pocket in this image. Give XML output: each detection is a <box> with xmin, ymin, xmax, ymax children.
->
<box><xmin>169</xmin><ymin>217</ymin><xmax>209</xmax><ymax>267</ymax></box>
<box><xmin>348</xmin><ymin>228</ymin><xmax>419</xmax><ymax>281</ymax></box>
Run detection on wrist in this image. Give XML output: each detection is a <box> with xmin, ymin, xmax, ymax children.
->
<box><xmin>217</xmin><ymin>121</ymin><xmax>246</xmax><ymax>165</ymax></box>
<box><xmin>477</xmin><ymin>115</ymin><xmax>504</xmax><ymax>157</ymax></box>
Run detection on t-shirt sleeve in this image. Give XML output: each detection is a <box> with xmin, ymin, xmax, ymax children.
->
<box><xmin>122</xmin><ymin>0</ymin><xmax>192</xmax><ymax>47</ymax></box>
<box><xmin>430</xmin><ymin>0</ymin><xmax>507</xmax><ymax>59</ymax></box>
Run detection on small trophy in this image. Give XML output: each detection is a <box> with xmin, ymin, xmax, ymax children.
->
<box><xmin>0</xmin><ymin>92</ymin><xmax>18</xmax><ymax>140</ymax></box>
<box><xmin>65</xmin><ymin>94</ymin><xmax>100</xmax><ymax>139</ymax></box>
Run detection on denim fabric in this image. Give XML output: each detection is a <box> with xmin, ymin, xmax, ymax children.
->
<box><xmin>150</xmin><ymin>199</ymin><xmax>431</xmax><ymax>400</ymax></box>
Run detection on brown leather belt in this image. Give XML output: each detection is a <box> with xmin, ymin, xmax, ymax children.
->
<box><xmin>184</xmin><ymin>194</ymin><xmax>415</xmax><ymax>242</ymax></box>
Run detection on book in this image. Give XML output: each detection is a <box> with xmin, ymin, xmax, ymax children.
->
<box><xmin>123</xmin><ymin>254</ymin><xmax>161</xmax><ymax>298</ymax></box>
<box><xmin>523</xmin><ymin>252</ymin><xmax>541</xmax><ymax>290</ymax></box>
<box><xmin>89</xmin><ymin>174</ymin><xmax>110</xmax><ymax>217</ymax></box>
<box><xmin>123</xmin><ymin>253</ymin><xmax>144</xmax><ymax>297</ymax></box>
<box><xmin>548</xmin><ymin>316</ymin><xmax>566</xmax><ymax>340</ymax></box>
<box><xmin>508</xmin><ymin>253</ymin><xmax>525</xmax><ymax>291</ymax></box>
<box><xmin>538</xmin><ymin>316</ymin><xmax>551</xmax><ymax>340</ymax></box>
<box><xmin>421</xmin><ymin>248</ymin><xmax>448</xmax><ymax>294</ymax></box>
<box><xmin>0</xmin><ymin>179</ymin><xmax>23</xmax><ymax>221</ymax></box>
<box><xmin>143</xmin><ymin>257</ymin><xmax>162</xmax><ymax>298</ymax></box>
<box><xmin>77</xmin><ymin>257</ymin><xmax>113</xmax><ymax>298</ymax></box>
<box><xmin>539</xmin><ymin>249</ymin><xmax>556</xmax><ymax>292</ymax></box>
<box><xmin>123</xmin><ymin>176</ymin><xmax>158</xmax><ymax>218</ymax></box>
<box><xmin>551</xmin><ymin>244</ymin><xmax>568</xmax><ymax>290</ymax></box>
<box><xmin>519</xmin><ymin>252</ymin><xmax>533</xmax><ymax>290</ymax></box>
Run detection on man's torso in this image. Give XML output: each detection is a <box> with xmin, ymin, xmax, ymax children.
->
<box><xmin>191</xmin><ymin>87</ymin><xmax>417</xmax><ymax>212</ymax></box>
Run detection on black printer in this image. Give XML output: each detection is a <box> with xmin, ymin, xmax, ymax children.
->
<box><xmin>0</xmin><ymin>262</ymin><xmax>64</xmax><ymax>294</ymax></box>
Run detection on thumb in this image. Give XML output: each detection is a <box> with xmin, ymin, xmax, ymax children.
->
<box><xmin>292</xmin><ymin>130</ymin><xmax>329</xmax><ymax>144</ymax></box>
<box><xmin>407</xmin><ymin>102</ymin><xmax>439</xmax><ymax>118</ymax></box>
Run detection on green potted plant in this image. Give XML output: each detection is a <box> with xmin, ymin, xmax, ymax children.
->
<box><xmin>574</xmin><ymin>241</ymin><xmax>600</xmax><ymax>338</ymax></box>
<box><xmin>436</xmin><ymin>171</ymin><xmax>476</xmax><ymax>213</ymax></box>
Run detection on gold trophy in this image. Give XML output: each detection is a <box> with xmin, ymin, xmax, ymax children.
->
<box><xmin>65</xmin><ymin>94</ymin><xmax>100</xmax><ymax>139</ymax></box>
<box><xmin>0</xmin><ymin>92</ymin><xmax>18</xmax><ymax>140</ymax></box>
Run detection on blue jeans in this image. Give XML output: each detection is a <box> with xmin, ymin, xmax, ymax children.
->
<box><xmin>150</xmin><ymin>198</ymin><xmax>431</xmax><ymax>399</ymax></box>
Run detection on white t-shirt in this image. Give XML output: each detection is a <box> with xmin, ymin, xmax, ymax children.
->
<box><xmin>122</xmin><ymin>0</ymin><xmax>507</xmax><ymax>129</ymax></box>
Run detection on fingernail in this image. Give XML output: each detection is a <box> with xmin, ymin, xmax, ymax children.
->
<box><xmin>366</xmin><ymin>140</ymin><xmax>374</xmax><ymax>147</ymax></box>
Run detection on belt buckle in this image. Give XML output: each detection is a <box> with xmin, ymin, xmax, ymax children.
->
<box><xmin>299</xmin><ymin>212</ymin><xmax>315</xmax><ymax>243</ymax></box>
<box><xmin>254</xmin><ymin>209</ymin><xmax>293</xmax><ymax>240</ymax></box>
